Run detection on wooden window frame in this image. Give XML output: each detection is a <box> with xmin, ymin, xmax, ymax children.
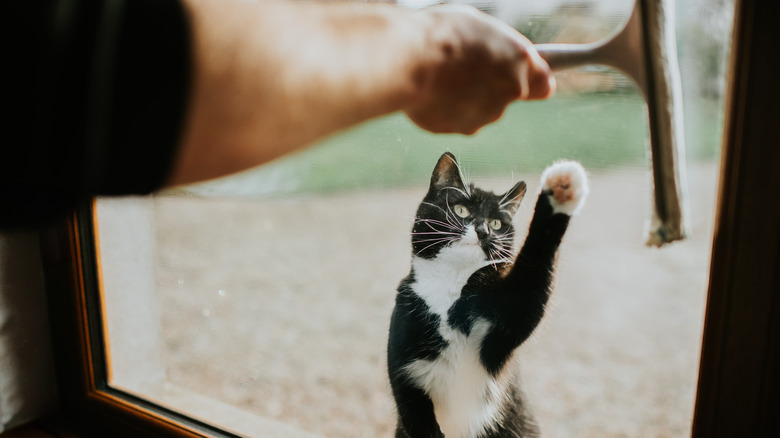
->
<box><xmin>39</xmin><ymin>1</ymin><xmax>779</xmax><ymax>436</ymax></box>
<box><xmin>40</xmin><ymin>205</ymin><xmax>241</xmax><ymax>438</ymax></box>
<box><xmin>691</xmin><ymin>1</ymin><xmax>779</xmax><ymax>436</ymax></box>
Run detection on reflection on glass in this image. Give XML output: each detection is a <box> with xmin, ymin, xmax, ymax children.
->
<box><xmin>95</xmin><ymin>0</ymin><xmax>734</xmax><ymax>436</ymax></box>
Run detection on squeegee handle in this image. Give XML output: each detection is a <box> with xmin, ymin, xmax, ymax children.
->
<box><xmin>535</xmin><ymin>2</ymin><xmax>647</xmax><ymax>93</ymax></box>
<box><xmin>535</xmin><ymin>0</ymin><xmax>689</xmax><ymax>247</ymax></box>
<box><xmin>535</xmin><ymin>43</ymin><xmax>605</xmax><ymax>73</ymax></box>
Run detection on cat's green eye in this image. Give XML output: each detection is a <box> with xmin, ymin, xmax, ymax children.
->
<box><xmin>454</xmin><ymin>204</ymin><xmax>470</xmax><ymax>218</ymax></box>
<box><xmin>490</xmin><ymin>219</ymin><xmax>502</xmax><ymax>230</ymax></box>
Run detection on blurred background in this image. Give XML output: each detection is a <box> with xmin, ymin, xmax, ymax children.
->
<box><xmin>98</xmin><ymin>0</ymin><xmax>736</xmax><ymax>436</ymax></box>
<box><xmin>184</xmin><ymin>0</ymin><xmax>732</xmax><ymax>198</ymax></box>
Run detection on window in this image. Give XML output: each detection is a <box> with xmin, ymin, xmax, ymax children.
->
<box><xmin>42</xmin><ymin>1</ymin><xmax>780</xmax><ymax>437</ymax></box>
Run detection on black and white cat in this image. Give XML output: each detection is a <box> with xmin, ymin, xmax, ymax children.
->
<box><xmin>387</xmin><ymin>152</ymin><xmax>588</xmax><ymax>438</ymax></box>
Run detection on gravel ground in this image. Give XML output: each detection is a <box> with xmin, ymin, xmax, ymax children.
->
<box><xmin>152</xmin><ymin>162</ymin><xmax>717</xmax><ymax>438</ymax></box>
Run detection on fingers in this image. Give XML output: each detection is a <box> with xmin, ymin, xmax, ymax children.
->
<box><xmin>404</xmin><ymin>6</ymin><xmax>556</xmax><ymax>135</ymax></box>
<box><xmin>519</xmin><ymin>51</ymin><xmax>556</xmax><ymax>101</ymax></box>
<box><xmin>451</xmin><ymin>5</ymin><xmax>555</xmax><ymax>101</ymax></box>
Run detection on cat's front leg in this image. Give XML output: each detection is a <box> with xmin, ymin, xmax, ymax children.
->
<box><xmin>484</xmin><ymin>160</ymin><xmax>588</xmax><ymax>367</ymax></box>
<box><xmin>390</xmin><ymin>382</ymin><xmax>444</xmax><ymax>438</ymax></box>
<box><xmin>514</xmin><ymin>160</ymin><xmax>588</xmax><ymax>274</ymax></box>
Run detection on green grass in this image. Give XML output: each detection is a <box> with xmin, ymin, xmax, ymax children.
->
<box><xmin>192</xmin><ymin>94</ymin><xmax>723</xmax><ymax>197</ymax></box>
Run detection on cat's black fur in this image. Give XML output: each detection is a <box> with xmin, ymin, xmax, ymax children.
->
<box><xmin>387</xmin><ymin>152</ymin><xmax>586</xmax><ymax>438</ymax></box>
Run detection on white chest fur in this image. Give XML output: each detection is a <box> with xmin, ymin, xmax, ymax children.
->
<box><xmin>406</xmin><ymin>237</ymin><xmax>508</xmax><ymax>438</ymax></box>
<box><xmin>410</xmin><ymin>226</ymin><xmax>489</xmax><ymax>317</ymax></box>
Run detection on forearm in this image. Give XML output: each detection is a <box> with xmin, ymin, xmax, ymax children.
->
<box><xmin>169</xmin><ymin>0</ymin><xmax>437</xmax><ymax>185</ymax></box>
<box><xmin>168</xmin><ymin>0</ymin><xmax>554</xmax><ymax>186</ymax></box>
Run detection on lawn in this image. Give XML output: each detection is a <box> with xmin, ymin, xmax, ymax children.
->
<box><xmin>189</xmin><ymin>93</ymin><xmax>722</xmax><ymax>197</ymax></box>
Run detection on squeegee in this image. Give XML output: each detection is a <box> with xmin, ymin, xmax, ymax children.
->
<box><xmin>536</xmin><ymin>0</ymin><xmax>689</xmax><ymax>246</ymax></box>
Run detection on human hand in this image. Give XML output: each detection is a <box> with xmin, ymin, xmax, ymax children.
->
<box><xmin>171</xmin><ymin>0</ymin><xmax>554</xmax><ymax>185</ymax></box>
<box><xmin>405</xmin><ymin>5</ymin><xmax>555</xmax><ymax>135</ymax></box>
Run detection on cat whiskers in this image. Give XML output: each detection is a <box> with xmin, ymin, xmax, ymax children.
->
<box><xmin>412</xmin><ymin>195</ymin><xmax>468</xmax><ymax>255</ymax></box>
<box><xmin>441</xmin><ymin>186</ymin><xmax>470</xmax><ymax>199</ymax></box>
<box><xmin>420</xmin><ymin>201</ymin><xmax>449</xmax><ymax>216</ymax></box>
<box><xmin>412</xmin><ymin>214</ymin><xmax>464</xmax><ymax>255</ymax></box>
<box><xmin>412</xmin><ymin>234</ymin><xmax>461</xmax><ymax>243</ymax></box>
<box><xmin>443</xmin><ymin>195</ymin><xmax>465</xmax><ymax>231</ymax></box>
<box><xmin>420</xmin><ymin>202</ymin><xmax>464</xmax><ymax>233</ymax></box>
<box><xmin>487</xmin><ymin>236</ymin><xmax>515</xmax><ymax>269</ymax></box>
<box><xmin>491</xmin><ymin>247</ymin><xmax>514</xmax><ymax>262</ymax></box>
<box><xmin>415</xmin><ymin>218</ymin><xmax>463</xmax><ymax>233</ymax></box>
<box><xmin>491</xmin><ymin>231</ymin><xmax>515</xmax><ymax>244</ymax></box>
<box><xmin>414</xmin><ymin>236</ymin><xmax>460</xmax><ymax>255</ymax></box>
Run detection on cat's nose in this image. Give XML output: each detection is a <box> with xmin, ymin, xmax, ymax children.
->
<box><xmin>476</xmin><ymin>221</ymin><xmax>490</xmax><ymax>239</ymax></box>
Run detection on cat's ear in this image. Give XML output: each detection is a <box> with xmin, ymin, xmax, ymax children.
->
<box><xmin>500</xmin><ymin>181</ymin><xmax>527</xmax><ymax>215</ymax></box>
<box><xmin>429</xmin><ymin>152</ymin><xmax>466</xmax><ymax>194</ymax></box>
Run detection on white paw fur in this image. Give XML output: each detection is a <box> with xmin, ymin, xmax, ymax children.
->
<box><xmin>540</xmin><ymin>160</ymin><xmax>588</xmax><ymax>215</ymax></box>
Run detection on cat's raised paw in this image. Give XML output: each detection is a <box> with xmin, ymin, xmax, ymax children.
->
<box><xmin>540</xmin><ymin>160</ymin><xmax>588</xmax><ymax>215</ymax></box>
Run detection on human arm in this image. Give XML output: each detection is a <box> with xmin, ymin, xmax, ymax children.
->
<box><xmin>5</xmin><ymin>0</ymin><xmax>553</xmax><ymax>227</ymax></box>
<box><xmin>167</xmin><ymin>0</ymin><xmax>555</xmax><ymax>185</ymax></box>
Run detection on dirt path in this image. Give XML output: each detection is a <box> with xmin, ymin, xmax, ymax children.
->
<box><xmin>153</xmin><ymin>162</ymin><xmax>717</xmax><ymax>437</ymax></box>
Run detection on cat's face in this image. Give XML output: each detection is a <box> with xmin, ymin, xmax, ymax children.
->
<box><xmin>412</xmin><ymin>153</ymin><xmax>526</xmax><ymax>267</ymax></box>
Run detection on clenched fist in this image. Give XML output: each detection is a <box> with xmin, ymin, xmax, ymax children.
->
<box><xmin>406</xmin><ymin>5</ymin><xmax>555</xmax><ymax>134</ymax></box>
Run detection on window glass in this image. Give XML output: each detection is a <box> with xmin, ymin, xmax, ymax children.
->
<box><xmin>95</xmin><ymin>0</ymin><xmax>734</xmax><ymax>436</ymax></box>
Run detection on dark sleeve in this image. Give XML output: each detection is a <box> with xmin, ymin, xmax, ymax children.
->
<box><xmin>3</xmin><ymin>0</ymin><xmax>192</xmax><ymax>228</ymax></box>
